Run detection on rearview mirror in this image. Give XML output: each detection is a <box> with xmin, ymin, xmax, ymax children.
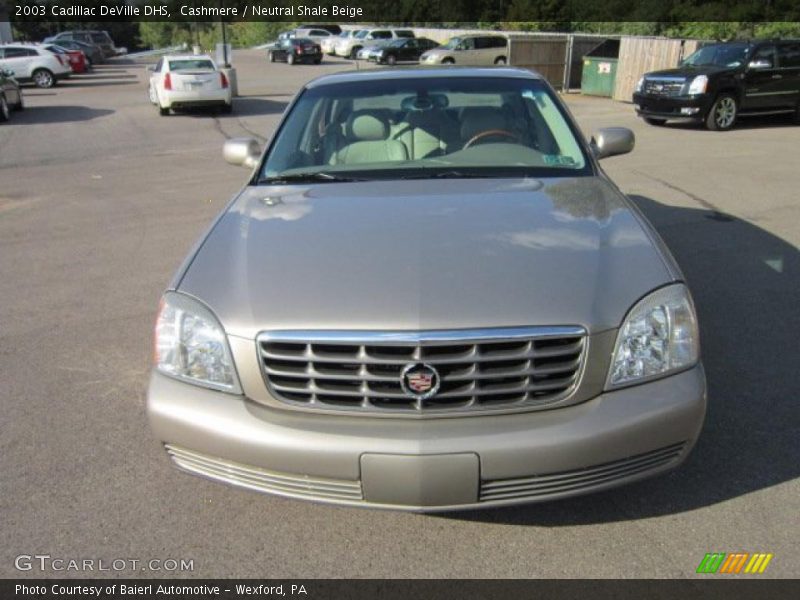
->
<box><xmin>224</xmin><ymin>137</ymin><xmax>262</xmax><ymax>169</ymax></box>
<box><xmin>591</xmin><ymin>127</ymin><xmax>635</xmax><ymax>160</ymax></box>
<box><xmin>747</xmin><ymin>59</ymin><xmax>772</xmax><ymax>70</ymax></box>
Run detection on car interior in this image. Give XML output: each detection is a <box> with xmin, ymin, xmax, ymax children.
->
<box><xmin>267</xmin><ymin>85</ymin><xmax>585</xmax><ymax>176</ymax></box>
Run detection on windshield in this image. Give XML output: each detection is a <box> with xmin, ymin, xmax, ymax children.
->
<box><xmin>259</xmin><ymin>77</ymin><xmax>590</xmax><ymax>183</ymax></box>
<box><xmin>169</xmin><ymin>59</ymin><xmax>216</xmax><ymax>71</ymax></box>
<box><xmin>442</xmin><ymin>37</ymin><xmax>461</xmax><ymax>50</ymax></box>
<box><xmin>683</xmin><ymin>44</ymin><xmax>749</xmax><ymax>67</ymax></box>
<box><xmin>355</xmin><ymin>31</ymin><xmax>369</xmax><ymax>39</ymax></box>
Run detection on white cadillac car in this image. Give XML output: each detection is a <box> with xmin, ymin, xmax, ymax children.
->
<box><xmin>148</xmin><ymin>55</ymin><xmax>232</xmax><ymax>116</ymax></box>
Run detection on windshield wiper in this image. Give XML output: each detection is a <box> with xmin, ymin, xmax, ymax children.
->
<box><xmin>258</xmin><ymin>172</ymin><xmax>368</xmax><ymax>184</ymax></box>
<box><xmin>398</xmin><ymin>170</ymin><xmax>497</xmax><ymax>180</ymax></box>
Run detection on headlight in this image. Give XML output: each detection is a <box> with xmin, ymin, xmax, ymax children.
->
<box><xmin>635</xmin><ymin>76</ymin><xmax>644</xmax><ymax>92</ymax></box>
<box><xmin>688</xmin><ymin>75</ymin><xmax>708</xmax><ymax>95</ymax></box>
<box><xmin>607</xmin><ymin>284</ymin><xmax>699</xmax><ymax>388</ymax></box>
<box><xmin>154</xmin><ymin>292</ymin><xmax>241</xmax><ymax>394</ymax></box>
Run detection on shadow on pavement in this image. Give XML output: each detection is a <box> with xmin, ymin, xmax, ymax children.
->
<box><xmin>13</xmin><ymin>106</ymin><xmax>114</xmax><ymax>123</ymax></box>
<box><xmin>664</xmin><ymin>113</ymin><xmax>799</xmax><ymax>131</ymax></box>
<box><xmin>168</xmin><ymin>97</ymin><xmax>289</xmax><ymax>118</ymax></box>
<box><xmin>441</xmin><ymin>195</ymin><xmax>799</xmax><ymax>525</ymax></box>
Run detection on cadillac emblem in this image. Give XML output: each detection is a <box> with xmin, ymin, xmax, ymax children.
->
<box><xmin>400</xmin><ymin>363</ymin><xmax>440</xmax><ymax>400</ymax></box>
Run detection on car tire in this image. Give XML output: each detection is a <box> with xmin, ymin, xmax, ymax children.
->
<box><xmin>32</xmin><ymin>68</ymin><xmax>55</xmax><ymax>89</ymax></box>
<box><xmin>386</xmin><ymin>54</ymin><xmax>397</xmax><ymax>66</ymax></box>
<box><xmin>643</xmin><ymin>117</ymin><xmax>667</xmax><ymax>126</ymax></box>
<box><xmin>220</xmin><ymin>103</ymin><xmax>233</xmax><ymax>114</ymax></box>
<box><xmin>159</xmin><ymin>105</ymin><xmax>170</xmax><ymax>116</ymax></box>
<box><xmin>14</xmin><ymin>92</ymin><xmax>24</xmax><ymax>111</ymax></box>
<box><xmin>0</xmin><ymin>95</ymin><xmax>9</xmax><ymax>122</ymax></box>
<box><xmin>350</xmin><ymin>47</ymin><xmax>361</xmax><ymax>60</ymax></box>
<box><xmin>793</xmin><ymin>100</ymin><xmax>800</xmax><ymax>125</ymax></box>
<box><xmin>287</xmin><ymin>53</ymin><xmax>295</xmax><ymax>65</ymax></box>
<box><xmin>494</xmin><ymin>57</ymin><xmax>507</xmax><ymax>65</ymax></box>
<box><xmin>314</xmin><ymin>58</ymin><xmax>322</xmax><ymax>65</ymax></box>
<box><xmin>442</xmin><ymin>58</ymin><xmax>455</xmax><ymax>65</ymax></box>
<box><xmin>706</xmin><ymin>93</ymin><xmax>737</xmax><ymax>131</ymax></box>
<box><xmin>268</xmin><ymin>52</ymin><xmax>276</xmax><ymax>63</ymax></box>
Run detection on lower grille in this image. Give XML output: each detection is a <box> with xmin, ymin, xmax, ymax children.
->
<box><xmin>643</xmin><ymin>78</ymin><xmax>686</xmax><ymax>97</ymax></box>
<box><xmin>480</xmin><ymin>442</ymin><xmax>686</xmax><ymax>502</ymax></box>
<box><xmin>257</xmin><ymin>327</ymin><xmax>586</xmax><ymax>414</ymax></box>
<box><xmin>165</xmin><ymin>445</ymin><xmax>364</xmax><ymax>502</ymax></box>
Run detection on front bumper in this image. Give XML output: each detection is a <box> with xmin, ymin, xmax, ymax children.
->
<box><xmin>148</xmin><ymin>364</ymin><xmax>706</xmax><ymax>511</ymax></box>
<box><xmin>632</xmin><ymin>93</ymin><xmax>713</xmax><ymax>121</ymax></box>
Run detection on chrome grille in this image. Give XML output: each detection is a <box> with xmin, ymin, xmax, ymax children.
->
<box><xmin>480</xmin><ymin>442</ymin><xmax>686</xmax><ymax>502</ymax></box>
<box><xmin>166</xmin><ymin>445</ymin><xmax>364</xmax><ymax>502</ymax></box>
<box><xmin>643</xmin><ymin>78</ymin><xmax>686</xmax><ymax>97</ymax></box>
<box><xmin>257</xmin><ymin>327</ymin><xmax>585</xmax><ymax>414</ymax></box>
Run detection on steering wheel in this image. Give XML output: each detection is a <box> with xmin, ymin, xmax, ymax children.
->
<box><xmin>464</xmin><ymin>129</ymin><xmax>519</xmax><ymax>149</ymax></box>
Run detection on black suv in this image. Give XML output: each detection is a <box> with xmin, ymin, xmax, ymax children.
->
<box><xmin>633</xmin><ymin>40</ymin><xmax>800</xmax><ymax>130</ymax></box>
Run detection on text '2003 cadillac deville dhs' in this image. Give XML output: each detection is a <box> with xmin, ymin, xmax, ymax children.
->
<box><xmin>148</xmin><ymin>67</ymin><xmax>706</xmax><ymax>511</ymax></box>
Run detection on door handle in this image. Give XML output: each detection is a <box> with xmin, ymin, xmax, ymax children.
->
<box><xmin>771</xmin><ymin>74</ymin><xmax>783</xmax><ymax>79</ymax></box>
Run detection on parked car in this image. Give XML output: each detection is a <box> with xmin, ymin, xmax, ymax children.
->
<box><xmin>297</xmin><ymin>24</ymin><xmax>342</xmax><ymax>35</ymax></box>
<box><xmin>0</xmin><ymin>68</ymin><xmax>24</xmax><ymax>122</ymax></box>
<box><xmin>268</xmin><ymin>38</ymin><xmax>322</xmax><ymax>65</ymax></box>
<box><xmin>375</xmin><ymin>38</ymin><xmax>440</xmax><ymax>65</ymax></box>
<box><xmin>148</xmin><ymin>67</ymin><xmax>706</xmax><ymax>512</ymax></box>
<box><xmin>336</xmin><ymin>29</ymin><xmax>414</xmax><ymax>60</ymax></box>
<box><xmin>322</xmin><ymin>30</ymin><xmax>363</xmax><ymax>55</ymax></box>
<box><xmin>43</xmin><ymin>44</ymin><xmax>88</xmax><ymax>74</ymax></box>
<box><xmin>44</xmin><ymin>30</ymin><xmax>119</xmax><ymax>58</ymax></box>
<box><xmin>633</xmin><ymin>39</ymin><xmax>800</xmax><ymax>130</ymax></box>
<box><xmin>148</xmin><ymin>55</ymin><xmax>232</xmax><ymax>116</ymax></box>
<box><xmin>0</xmin><ymin>44</ymin><xmax>72</xmax><ymax>88</ymax></box>
<box><xmin>420</xmin><ymin>34</ymin><xmax>508</xmax><ymax>66</ymax></box>
<box><xmin>294</xmin><ymin>28</ymin><xmax>334</xmax><ymax>44</ymax></box>
<box><xmin>47</xmin><ymin>39</ymin><xmax>103</xmax><ymax>67</ymax></box>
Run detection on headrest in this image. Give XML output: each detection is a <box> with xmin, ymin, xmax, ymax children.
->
<box><xmin>459</xmin><ymin>107</ymin><xmax>510</xmax><ymax>141</ymax></box>
<box><xmin>346</xmin><ymin>112</ymin><xmax>388</xmax><ymax>141</ymax></box>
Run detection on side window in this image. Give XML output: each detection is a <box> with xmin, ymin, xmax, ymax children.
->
<box><xmin>460</xmin><ymin>38</ymin><xmax>476</xmax><ymax>51</ymax></box>
<box><xmin>4</xmin><ymin>48</ymin><xmax>30</xmax><ymax>58</ymax></box>
<box><xmin>777</xmin><ymin>43</ymin><xmax>800</xmax><ymax>68</ymax></box>
<box><xmin>310</xmin><ymin>30</ymin><xmax>328</xmax><ymax>37</ymax></box>
<box><xmin>373</xmin><ymin>31</ymin><xmax>392</xmax><ymax>40</ymax></box>
<box><xmin>493</xmin><ymin>37</ymin><xmax>508</xmax><ymax>49</ymax></box>
<box><xmin>154</xmin><ymin>58</ymin><xmax>163</xmax><ymax>72</ymax></box>
<box><xmin>751</xmin><ymin>45</ymin><xmax>777</xmax><ymax>68</ymax></box>
<box><xmin>475</xmin><ymin>37</ymin><xmax>490</xmax><ymax>50</ymax></box>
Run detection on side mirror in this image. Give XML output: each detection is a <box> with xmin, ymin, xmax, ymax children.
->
<box><xmin>224</xmin><ymin>137</ymin><xmax>262</xmax><ymax>169</ymax></box>
<box><xmin>591</xmin><ymin>127</ymin><xmax>635</xmax><ymax>160</ymax></box>
<box><xmin>747</xmin><ymin>59</ymin><xmax>772</xmax><ymax>70</ymax></box>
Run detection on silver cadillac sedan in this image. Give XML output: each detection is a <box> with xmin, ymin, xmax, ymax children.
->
<box><xmin>148</xmin><ymin>68</ymin><xmax>706</xmax><ymax>511</ymax></box>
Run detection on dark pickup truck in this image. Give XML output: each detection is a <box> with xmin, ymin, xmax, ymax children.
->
<box><xmin>633</xmin><ymin>40</ymin><xmax>800</xmax><ymax>130</ymax></box>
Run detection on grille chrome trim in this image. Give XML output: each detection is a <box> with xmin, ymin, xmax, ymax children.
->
<box><xmin>642</xmin><ymin>78</ymin><xmax>686</xmax><ymax>97</ymax></box>
<box><xmin>165</xmin><ymin>445</ymin><xmax>364</xmax><ymax>501</ymax></box>
<box><xmin>480</xmin><ymin>442</ymin><xmax>686</xmax><ymax>502</ymax></box>
<box><xmin>256</xmin><ymin>327</ymin><xmax>586</xmax><ymax>415</ymax></box>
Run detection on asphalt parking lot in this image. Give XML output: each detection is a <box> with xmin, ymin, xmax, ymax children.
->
<box><xmin>1</xmin><ymin>49</ymin><xmax>798</xmax><ymax>578</ymax></box>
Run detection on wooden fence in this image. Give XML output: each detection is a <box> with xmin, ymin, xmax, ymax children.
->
<box><xmin>509</xmin><ymin>38</ymin><xmax>569</xmax><ymax>89</ymax></box>
<box><xmin>613</xmin><ymin>37</ymin><xmax>701</xmax><ymax>101</ymax></box>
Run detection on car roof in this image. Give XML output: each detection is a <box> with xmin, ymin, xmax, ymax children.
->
<box><xmin>162</xmin><ymin>54</ymin><xmax>215</xmax><ymax>61</ymax></box>
<box><xmin>305</xmin><ymin>67</ymin><xmax>542</xmax><ymax>88</ymax></box>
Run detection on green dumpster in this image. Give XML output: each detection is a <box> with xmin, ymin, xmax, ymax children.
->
<box><xmin>580</xmin><ymin>39</ymin><xmax>620</xmax><ymax>97</ymax></box>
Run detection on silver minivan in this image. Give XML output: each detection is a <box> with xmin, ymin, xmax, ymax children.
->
<box><xmin>421</xmin><ymin>34</ymin><xmax>508</xmax><ymax>65</ymax></box>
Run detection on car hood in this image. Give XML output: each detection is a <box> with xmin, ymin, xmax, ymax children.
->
<box><xmin>645</xmin><ymin>65</ymin><xmax>734</xmax><ymax>79</ymax></box>
<box><xmin>178</xmin><ymin>178</ymin><xmax>674</xmax><ymax>339</ymax></box>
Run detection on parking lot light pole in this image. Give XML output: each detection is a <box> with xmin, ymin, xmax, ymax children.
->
<box><xmin>218</xmin><ymin>0</ymin><xmax>238</xmax><ymax>96</ymax></box>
